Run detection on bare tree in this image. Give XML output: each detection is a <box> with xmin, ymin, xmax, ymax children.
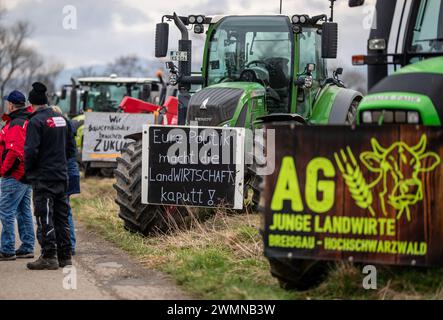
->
<box><xmin>0</xmin><ymin>9</ymin><xmax>64</xmax><ymax>106</ymax></box>
<box><xmin>35</xmin><ymin>62</ymin><xmax>64</xmax><ymax>93</ymax></box>
<box><xmin>106</xmin><ymin>54</ymin><xmax>144</xmax><ymax>77</ymax></box>
<box><xmin>0</xmin><ymin>21</ymin><xmax>34</xmax><ymax>99</ymax></box>
<box><xmin>75</xmin><ymin>66</ymin><xmax>97</xmax><ymax>78</ymax></box>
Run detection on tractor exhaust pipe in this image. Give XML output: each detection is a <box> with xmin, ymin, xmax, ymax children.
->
<box><xmin>173</xmin><ymin>12</ymin><xmax>189</xmax><ymax>41</ymax></box>
<box><xmin>173</xmin><ymin>12</ymin><xmax>192</xmax><ymax>79</ymax></box>
<box><xmin>69</xmin><ymin>78</ymin><xmax>78</xmax><ymax>117</ymax></box>
<box><xmin>173</xmin><ymin>12</ymin><xmax>193</xmax><ymax>125</ymax></box>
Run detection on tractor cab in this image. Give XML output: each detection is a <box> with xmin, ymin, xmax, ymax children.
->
<box><xmin>78</xmin><ymin>76</ymin><xmax>162</xmax><ymax>114</ymax></box>
<box><xmin>205</xmin><ymin>16</ymin><xmax>296</xmax><ymax>114</ymax></box>
<box><xmin>155</xmin><ymin>10</ymin><xmax>361</xmax><ymax>128</ymax></box>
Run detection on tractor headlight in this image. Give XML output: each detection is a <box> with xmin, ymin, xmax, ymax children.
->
<box><xmin>299</xmin><ymin>15</ymin><xmax>309</xmax><ymax>24</ymax></box>
<box><xmin>407</xmin><ymin>111</ymin><xmax>420</xmax><ymax>124</ymax></box>
<box><xmin>384</xmin><ymin>111</ymin><xmax>394</xmax><ymax>123</ymax></box>
<box><xmin>194</xmin><ymin>24</ymin><xmax>204</xmax><ymax>34</ymax></box>
<box><xmin>292</xmin><ymin>15</ymin><xmax>300</xmax><ymax>24</ymax></box>
<box><xmin>188</xmin><ymin>15</ymin><xmax>196</xmax><ymax>24</ymax></box>
<box><xmin>362</xmin><ymin>111</ymin><xmax>372</xmax><ymax>124</ymax></box>
<box><xmin>196</xmin><ymin>15</ymin><xmax>205</xmax><ymax>24</ymax></box>
<box><xmin>368</xmin><ymin>38</ymin><xmax>387</xmax><ymax>51</ymax></box>
<box><xmin>395</xmin><ymin>111</ymin><xmax>407</xmax><ymax>123</ymax></box>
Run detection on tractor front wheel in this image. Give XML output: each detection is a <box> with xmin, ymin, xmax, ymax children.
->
<box><xmin>268</xmin><ymin>257</ymin><xmax>331</xmax><ymax>291</ymax></box>
<box><xmin>113</xmin><ymin>137</ymin><xmax>189</xmax><ymax>235</ymax></box>
<box><xmin>346</xmin><ymin>99</ymin><xmax>360</xmax><ymax>125</ymax></box>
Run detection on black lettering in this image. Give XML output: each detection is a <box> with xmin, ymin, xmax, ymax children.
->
<box><xmin>94</xmin><ymin>139</ymin><xmax>102</xmax><ymax>152</ymax></box>
<box><xmin>109</xmin><ymin>115</ymin><xmax>122</xmax><ymax>123</ymax></box>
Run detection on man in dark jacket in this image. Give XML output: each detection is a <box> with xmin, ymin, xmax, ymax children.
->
<box><xmin>0</xmin><ymin>91</ymin><xmax>35</xmax><ymax>261</ymax></box>
<box><xmin>25</xmin><ymin>82</ymin><xmax>76</xmax><ymax>270</ymax></box>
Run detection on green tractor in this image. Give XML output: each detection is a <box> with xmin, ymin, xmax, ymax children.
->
<box><xmin>263</xmin><ymin>0</ymin><xmax>443</xmax><ymax>291</ymax></box>
<box><xmin>114</xmin><ymin>2</ymin><xmax>363</xmax><ymax>235</ymax></box>
<box><xmin>350</xmin><ymin>0</ymin><xmax>443</xmax><ymax>126</ymax></box>
<box><xmin>57</xmin><ymin>75</ymin><xmax>166</xmax><ymax>176</ymax></box>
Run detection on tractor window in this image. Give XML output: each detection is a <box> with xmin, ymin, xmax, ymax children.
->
<box><xmin>207</xmin><ymin>16</ymin><xmax>293</xmax><ymax>112</ymax></box>
<box><xmin>299</xmin><ymin>28</ymin><xmax>324</xmax><ymax>79</ymax></box>
<box><xmin>410</xmin><ymin>0</ymin><xmax>443</xmax><ymax>54</ymax></box>
<box><xmin>85</xmin><ymin>84</ymin><xmax>127</xmax><ymax>112</ymax></box>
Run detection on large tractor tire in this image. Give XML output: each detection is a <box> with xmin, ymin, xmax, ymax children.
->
<box><xmin>248</xmin><ymin>162</ymin><xmax>330</xmax><ymax>291</ymax></box>
<box><xmin>345</xmin><ymin>99</ymin><xmax>360</xmax><ymax>125</ymax></box>
<box><xmin>268</xmin><ymin>258</ymin><xmax>331</xmax><ymax>291</ymax></box>
<box><xmin>113</xmin><ymin>137</ymin><xmax>189</xmax><ymax>235</ymax></box>
<box><xmin>247</xmin><ymin>121</ymin><xmax>331</xmax><ymax>291</ymax></box>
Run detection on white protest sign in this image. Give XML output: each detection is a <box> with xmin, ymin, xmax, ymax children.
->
<box><xmin>82</xmin><ymin>112</ymin><xmax>155</xmax><ymax>162</ymax></box>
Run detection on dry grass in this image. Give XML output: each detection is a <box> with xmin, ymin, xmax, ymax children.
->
<box><xmin>71</xmin><ymin>178</ymin><xmax>443</xmax><ymax>300</ymax></box>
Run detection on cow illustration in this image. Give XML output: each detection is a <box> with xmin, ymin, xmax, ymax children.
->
<box><xmin>360</xmin><ymin>135</ymin><xmax>441</xmax><ymax>221</ymax></box>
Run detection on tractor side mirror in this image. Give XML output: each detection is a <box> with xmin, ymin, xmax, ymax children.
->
<box><xmin>321</xmin><ymin>22</ymin><xmax>338</xmax><ymax>59</ymax></box>
<box><xmin>349</xmin><ymin>0</ymin><xmax>365</xmax><ymax>7</ymax></box>
<box><xmin>306</xmin><ymin>63</ymin><xmax>316</xmax><ymax>74</ymax></box>
<box><xmin>61</xmin><ymin>87</ymin><xmax>67</xmax><ymax>100</ymax></box>
<box><xmin>155</xmin><ymin>23</ymin><xmax>169</xmax><ymax>58</ymax></box>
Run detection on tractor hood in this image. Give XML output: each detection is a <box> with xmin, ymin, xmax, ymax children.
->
<box><xmin>358</xmin><ymin>58</ymin><xmax>443</xmax><ymax>126</ymax></box>
<box><xmin>186</xmin><ymin>87</ymin><xmax>244</xmax><ymax>126</ymax></box>
<box><xmin>186</xmin><ymin>83</ymin><xmax>265</xmax><ymax>126</ymax></box>
<box><xmin>395</xmin><ymin>57</ymin><xmax>443</xmax><ymax>76</ymax></box>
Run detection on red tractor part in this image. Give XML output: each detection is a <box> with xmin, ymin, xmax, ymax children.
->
<box><xmin>162</xmin><ymin>96</ymin><xmax>178</xmax><ymax>125</ymax></box>
<box><xmin>119</xmin><ymin>96</ymin><xmax>178</xmax><ymax>125</ymax></box>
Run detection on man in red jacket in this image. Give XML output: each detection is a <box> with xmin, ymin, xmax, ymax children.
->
<box><xmin>0</xmin><ymin>90</ymin><xmax>35</xmax><ymax>261</ymax></box>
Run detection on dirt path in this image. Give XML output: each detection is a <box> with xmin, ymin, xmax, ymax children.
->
<box><xmin>0</xmin><ymin>221</ymin><xmax>189</xmax><ymax>300</ymax></box>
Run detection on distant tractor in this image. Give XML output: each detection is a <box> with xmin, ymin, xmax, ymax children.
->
<box><xmin>57</xmin><ymin>74</ymin><xmax>177</xmax><ymax>176</ymax></box>
<box><xmin>350</xmin><ymin>0</ymin><xmax>443</xmax><ymax>126</ymax></box>
<box><xmin>264</xmin><ymin>0</ymin><xmax>443</xmax><ymax>291</ymax></box>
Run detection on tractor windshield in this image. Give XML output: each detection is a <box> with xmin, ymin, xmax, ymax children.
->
<box><xmin>410</xmin><ymin>0</ymin><xmax>443</xmax><ymax>54</ymax></box>
<box><xmin>207</xmin><ymin>16</ymin><xmax>293</xmax><ymax>111</ymax></box>
<box><xmin>83</xmin><ymin>83</ymin><xmax>128</xmax><ymax>112</ymax></box>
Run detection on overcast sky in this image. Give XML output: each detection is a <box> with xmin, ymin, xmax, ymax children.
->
<box><xmin>2</xmin><ymin>0</ymin><xmax>376</xmax><ymax>76</ymax></box>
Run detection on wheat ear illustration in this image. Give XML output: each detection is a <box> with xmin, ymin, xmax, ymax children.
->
<box><xmin>334</xmin><ymin>147</ymin><xmax>376</xmax><ymax>217</ymax></box>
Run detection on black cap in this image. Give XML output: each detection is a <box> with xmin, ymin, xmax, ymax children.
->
<box><xmin>28</xmin><ymin>82</ymin><xmax>48</xmax><ymax>105</ymax></box>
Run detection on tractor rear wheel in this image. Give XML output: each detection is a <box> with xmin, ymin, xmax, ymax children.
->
<box><xmin>268</xmin><ymin>258</ymin><xmax>331</xmax><ymax>291</ymax></box>
<box><xmin>113</xmin><ymin>137</ymin><xmax>189</xmax><ymax>235</ymax></box>
<box><xmin>248</xmin><ymin>165</ymin><xmax>330</xmax><ymax>291</ymax></box>
<box><xmin>345</xmin><ymin>99</ymin><xmax>360</xmax><ymax>125</ymax></box>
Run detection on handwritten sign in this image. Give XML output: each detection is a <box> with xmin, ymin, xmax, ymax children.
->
<box><xmin>83</xmin><ymin>112</ymin><xmax>155</xmax><ymax>162</ymax></box>
<box><xmin>141</xmin><ymin>125</ymin><xmax>245</xmax><ymax>209</ymax></box>
<box><xmin>261</xmin><ymin>125</ymin><xmax>443</xmax><ymax>267</ymax></box>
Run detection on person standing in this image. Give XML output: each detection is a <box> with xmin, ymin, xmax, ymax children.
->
<box><xmin>0</xmin><ymin>91</ymin><xmax>35</xmax><ymax>261</ymax></box>
<box><xmin>52</xmin><ymin>106</ymin><xmax>80</xmax><ymax>255</ymax></box>
<box><xmin>25</xmin><ymin>83</ymin><xmax>76</xmax><ymax>270</ymax></box>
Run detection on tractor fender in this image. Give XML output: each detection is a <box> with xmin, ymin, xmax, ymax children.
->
<box><xmin>328</xmin><ymin>88</ymin><xmax>363</xmax><ymax>125</ymax></box>
<box><xmin>257</xmin><ymin>113</ymin><xmax>307</xmax><ymax>125</ymax></box>
<box><xmin>124</xmin><ymin>132</ymin><xmax>143</xmax><ymax>141</ymax></box>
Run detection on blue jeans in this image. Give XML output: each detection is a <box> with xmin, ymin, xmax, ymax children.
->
<box><xmin>68</xmin><ymin>199</ymin><xmax>76</xmax><ymax>252</ymax></box>
<box><xmin>0</xmin><ymin>177</ymin><xmax>35</xmax><ymax>255</ymax></box>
